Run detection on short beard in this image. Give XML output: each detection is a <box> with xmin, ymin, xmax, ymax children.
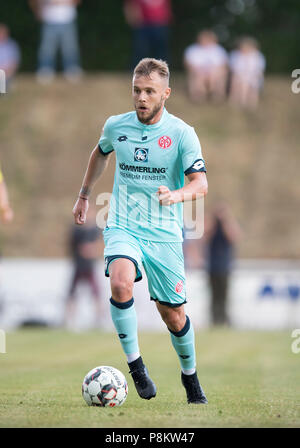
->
<box><xmin>136</xmin><ymin>97</ymin><xmax>164</xmax><ymax>124</ymax></box>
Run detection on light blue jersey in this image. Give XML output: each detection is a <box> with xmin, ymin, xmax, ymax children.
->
<box><xmin>98</xmin><ymin>108</ymin><xmax>206</xmax><ymax>242</ymax></box>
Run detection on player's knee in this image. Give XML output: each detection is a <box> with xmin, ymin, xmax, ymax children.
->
<box><xmin>162</xmin><ymin>309</ymin><xmax>186</xmax><ymax>333</ymax></box>
<box><xmin>111</xmin><ymin>278</ymin><xmax>133</xmax><ymax>301</ymax></box>
<box><xmin>167</xmin><ymin>317</ymin><xmax>185</xmax><ymax>333</ymax></box>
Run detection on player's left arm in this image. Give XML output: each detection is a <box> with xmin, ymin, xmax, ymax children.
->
<box><xmin>158</xmin><ymin>125</ymin><xmax>208</xmax><ymax>205</ymax></box>
<box><xmin>157</xmin><ymin>172</ymin><xmax>207</xmax><ymax>205</ymax></box>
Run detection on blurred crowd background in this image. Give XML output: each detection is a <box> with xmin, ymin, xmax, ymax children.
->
<box><xmin>0</xmin><ymin>0</ymin><xmax>299</xmax><ymax>331</ymax></box>
<box><xmin>1</xmin><ymin>0</ymin><xmax>299</xmax><ymax>73</ymax></box>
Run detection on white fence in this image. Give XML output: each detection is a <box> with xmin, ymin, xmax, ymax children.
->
<box><xmin>0</xmin><ymin>258</ymin><xmax>299</xmax><ymax>331</ymax></box>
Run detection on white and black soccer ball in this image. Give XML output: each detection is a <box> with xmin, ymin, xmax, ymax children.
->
<box><xmin>82</xmin><ymin>365</ymin><xmax>128</xmax><ymax>407</ymax></box>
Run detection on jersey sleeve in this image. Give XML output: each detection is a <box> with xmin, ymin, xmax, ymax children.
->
<box><xmin>179</xmin><ymin>126</ymin><xmax>206</xmax><ymax>175</ymax></box>
<box><xmin>98</xmin><ymin>116</ymin><xmax>115</xmax><ymax>156</ymax></box>
<box><xmin>0</xmin><ymin>164</ymin><xmax>3</xmax><ymax>183</ymax></box>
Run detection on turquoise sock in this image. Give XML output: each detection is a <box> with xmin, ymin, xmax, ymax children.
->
<box><xmin>169</xmin><ymin>315</ymin><xmax>196</xmax><ymax>371</ymax></box>
<box><xmin>110</xmin><ymin>297</ymin><xmax>139</xmax><ymax>356</ymax></box>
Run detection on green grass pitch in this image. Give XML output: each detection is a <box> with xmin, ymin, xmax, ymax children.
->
<box><xmin>0</xmin><ymin>328</ymin><xmax>299</xmax><ymax>428</ymax></box>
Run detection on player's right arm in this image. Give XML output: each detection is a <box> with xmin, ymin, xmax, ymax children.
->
<box><xmin>73</xmin><ymin>116</ymin><xmax>115</xmax><ymax>225</ymax></box>
<box><xmin>72</xmin><ymin>146</ymin><xmax>112</xmax><ymax>225</ymax></box>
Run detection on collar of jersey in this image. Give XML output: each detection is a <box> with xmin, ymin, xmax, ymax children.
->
<box><xmin>134</xmin><ymin>107</ymin><xmax>168</xmax><ymax>129</ymax></box>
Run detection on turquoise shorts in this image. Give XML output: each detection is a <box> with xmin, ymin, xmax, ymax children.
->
<box><xmin>103</xmin><ymin>227</ymin><xmax>186</xmax><ymax>307</ymax></box>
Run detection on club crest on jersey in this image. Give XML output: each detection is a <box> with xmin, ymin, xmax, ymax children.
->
<box><xmin>134</xmin><ymin>148</ymin><xmax>148</xmax><ymax>162</ymax></box>
<box><xmin>158</xmin><ymin>135</ymin><xmax>172</xmax><ymax>149</ymax></box>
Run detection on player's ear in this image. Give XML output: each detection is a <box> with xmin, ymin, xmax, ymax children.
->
<box><xmin>164</xmin><ymin>87</ymin><xmax>171</xmax><ymax>100</ymax></box>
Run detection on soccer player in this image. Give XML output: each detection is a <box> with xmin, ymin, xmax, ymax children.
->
<box><xmin>72</xmin><ymin>58</ymin><xmax>208</xmax><ymax>404</ymax></box>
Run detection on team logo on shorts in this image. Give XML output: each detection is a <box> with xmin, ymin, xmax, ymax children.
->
<box><xmin>175</xmin><ymin>280</ymin><xmax>184</xmax><ymax>294</ymax></box>
<box><xmin>158</xmin><ymin>136</ymin><xmax>172</xmax><ymax>149</ymax></box>
<box><xmin>134</xmin><ymin>147</ymin><xmax>148</xmax><ymax>162</ymax></box>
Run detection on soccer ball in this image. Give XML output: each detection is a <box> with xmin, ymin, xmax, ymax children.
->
<box><xmin>82</xmin><ymin>365</ymin><xmax>128</xmax><ymax>407</ymax></box>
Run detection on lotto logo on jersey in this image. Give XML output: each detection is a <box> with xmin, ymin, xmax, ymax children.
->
<box><xmin>175</xmin><ymin>280</ymin><xmax>184</xmax><ymax>294</ymax></box>
<box><xmin>134</xmin><ymin>148</ymin><xmax>148</xmax><ymax>162</ymax></box>
<box><xmin>158</xmin><ymin>135</ymin><xmax>172</xmax><ymax>149</ymax></box>
<box><xmin>192</xmin><ymin>159</ymin><xmax>205</xmax><ymax>171</ymax></box>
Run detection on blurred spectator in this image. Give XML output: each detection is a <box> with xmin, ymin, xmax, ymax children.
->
<box><xmin>184</xmin><ymin>30</ymin><xmax>228</xmax><ymax>102</ymax></box>
<box><xmin>0</xmin><ymin>24</ymin><xmax>21</xmax><ymax>90</ymax></box>
<box><xmin>229</xmin><ymin>37</ymin><xmax>266</xmax><ymax>109</ymax></box>
<box><xmin>0</xmin><ymin>163</ymin><xmax>14</xmax><ymax>224</ymax></box>
<box><xmin>204</xmin><ymin>202</ymin><xmax>241</xmax><ymax>326</ymax></box>
<box><xmin>64</xmin><ymin>208</ymin><xmax>103</xmax><ymax>329</ymax></box>
<box><xmin>29</xmin><ymin>0</ymin><xmax>82</xmax><ymax>84</ymax></box>
<box><xmin>124</xmin><ymin>0</ymin><xmax>172</xmax><ymax>67</ymax></box>
<box><xmin>183</xmin><ymin>228</ymin><xmax>204</xmax><ymax>271</ymax></box>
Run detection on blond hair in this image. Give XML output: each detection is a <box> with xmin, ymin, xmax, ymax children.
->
<box><xmin>133</xmin><ymin>58</ymin><xmax>170</xmax><ymax>84</ymax></box>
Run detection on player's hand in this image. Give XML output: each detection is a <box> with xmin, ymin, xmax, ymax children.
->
<box><xmin>73</xmin><ymin>197</ymin><xmax>89</xmax><ymax>225</ymax></box>
<box><xmin>157</xmin><ymin>185</ymin><xmax>177</xmax><ymax>206</ymax></box>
